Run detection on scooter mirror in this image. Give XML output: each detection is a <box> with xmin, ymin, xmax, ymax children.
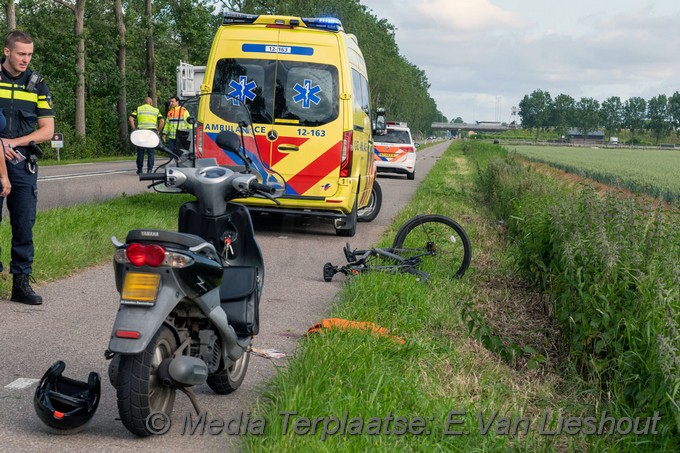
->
<box><xmin>215</xmin><ymin>130</ymin><xmax>240</xmax><ymax>153</ymax></box>
<box><xmin>130</xmin><ymin>129</ymin><xmax>160</xmax><ymax>149</ymax></box>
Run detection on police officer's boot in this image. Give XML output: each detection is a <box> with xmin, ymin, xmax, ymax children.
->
<box><xmin>11</xmin><ymin>274</ymin><xmax>43</xmax><ymax>305</ymax></box>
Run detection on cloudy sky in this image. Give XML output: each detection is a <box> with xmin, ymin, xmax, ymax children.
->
<box><xmin>360</xmin><ymin>0</ymin><xmax>680</xmax><ymax>124</ymax></box>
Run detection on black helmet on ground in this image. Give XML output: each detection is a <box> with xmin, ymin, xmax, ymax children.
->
<box><xmin>33</xmin><ymin>360</ymin><xmax>101</xmax><ymax>434</ymax></box>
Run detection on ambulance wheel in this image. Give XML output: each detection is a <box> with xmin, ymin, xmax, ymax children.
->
<box><xmin>407</xmin><ymin>170</ymin><xmax>415</xmax><ymax>180</ymax></box>
<box><xmin>335</xmin><ymin>201</ymin><xmax>357</xmax><ymax>237</ymax></box>
<box><xmin>357</xmin><ymin>179</ymin><xmax>382</xmax><ymax>222</ymax></box>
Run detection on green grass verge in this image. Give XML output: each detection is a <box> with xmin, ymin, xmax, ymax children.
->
<box><xmin>0</xmin><ymin>192</ymin><xmax>190</xmax><ymax>296</ymax></box>
<box><xmin>40</xmin><ymin>155</ymin><xmax>135</xmax><ymax>166</ymax></box>
<box><xmin>244</xmin><ymin>143</ymin><xmax>673</xmax><ymax>451</ymax></box>
<box><xmin>471</xmin><ymin>142</ymin><xmax>679</xmax><ymax>449</ymax></box>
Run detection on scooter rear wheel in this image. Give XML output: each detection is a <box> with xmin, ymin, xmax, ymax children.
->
<box><xmin>206</xmin><ymin>350</ymin><xmax>250</xmax><ymax>394</ymax></box>
<box><xmin>116</xmin><ymin>326</ymin><xmax>178</xmax><ymax>436</ymax></box>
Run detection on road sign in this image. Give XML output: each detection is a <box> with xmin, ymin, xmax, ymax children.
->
<box><xmin>51</xmin><ymin>133</ymin><xmax>63</xmax><ymax>149</ymax></box>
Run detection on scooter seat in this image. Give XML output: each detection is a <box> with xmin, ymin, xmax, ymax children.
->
<box><xmin>125</xmin><ymin>229</ymin><xmax>206</xmax><ymax>249</ymax></box>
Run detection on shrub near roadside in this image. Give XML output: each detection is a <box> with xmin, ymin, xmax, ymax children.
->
<box><xmin>467</xmin><ymin>142</ymin><xmax>680</xmax><ymax>439</ymax></box>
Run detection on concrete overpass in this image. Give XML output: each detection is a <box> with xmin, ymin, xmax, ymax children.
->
<box><xmin>431</xmin><ymin>121</ymin><xmax>515</xmax><ymax>132</ymax></box>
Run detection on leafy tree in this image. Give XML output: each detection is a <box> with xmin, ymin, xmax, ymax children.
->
<box><xmin>551</xmin><ymin>93</ymin><xmax>575</xmax><ymax>141</ymax></box>
<box><xmin>267</xmin><ymin>0</ymin><xmax>440</xmax><ymax>133</ymax></box>
<box><xmin>114</xmin><ymin>0</ymin><xmax>128</xmax><ymax>148</ymax></box>
<box><xmin>144</xmin><ymin>0</ymin><xmax>157</xmax><ymax>105</ymax></box>
<box><xmin>157</xmin><ymin>0</ymin><xmax>218</xmax><ymax>63</ymax></box>
<box><xmin>5</xmin><ymin>0</ymin><xmax>15</xmax><ymax>31</ymax></box>
<box><xmin>623</xmin><ymin>97</ymin><xmax>646</xmax><ymax>145</ymax></box>
<box><xmin>573</xmin><ymin>97</ymin><xmax>600</xmax><ymax>143</ymax></box>
<box><xmin>519</xmin><ymin>89</ymin><xmax>552</xmax><ymax>141</ymax></box>
<box><xmin>667</xmin><ymin>91</ymin><xmax>680</xmax><ymax>137</ymax></box>
<box><xmin>646</xmin><ymin>94</ymin><xmax>671</xmax><ymax>144</ymax></box>
<box><xmin>53</xmin><ymin>0</ymin><xmax>87</xmax><ymax>138</ymax></box>
<box><xmin>600</xmin><ymin>96</ymin><xmax>622</xmax><ymax>141</ymax></box>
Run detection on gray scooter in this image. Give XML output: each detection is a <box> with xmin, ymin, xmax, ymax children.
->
<box><xmin>105</xmin><ymin>94</ymin><xmax>283</xmax><ymax>436</ymax></box>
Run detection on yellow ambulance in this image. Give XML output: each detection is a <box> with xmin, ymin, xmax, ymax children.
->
<box><xmin>195</xmin><ymin>11</ymin><xmax>383</xmax><ymax>236</ymax></box>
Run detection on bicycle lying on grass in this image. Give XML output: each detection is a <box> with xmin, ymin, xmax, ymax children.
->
<box><xmin>323</xmin><ymin>214</ymin><xmax>472</xmax><ymax>282</ymax></box>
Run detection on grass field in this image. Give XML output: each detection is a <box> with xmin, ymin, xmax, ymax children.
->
<box><xmin>245</xmin><ymin>142</ymin><xmax>679</xmax><ymax>451</ymax></box>
<box><xmin>7</xmin><ymin>143</ymin><xmax>676</xmax><ymax>450</ymax></box>
<box><xmin>507</xmin><ymin>144</ymin><xmax>680</xmax><ymax>205</ymax></box>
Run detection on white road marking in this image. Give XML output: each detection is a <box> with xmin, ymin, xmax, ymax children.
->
<box><xmin>38</xmin><ymin>169</ymin><xmax>133</xmax><ymax>181</ymax></box>
<box><xmin>5</xmin><ymin>378</ymin><xmax>40</xmax><ymax>389</ymax></box>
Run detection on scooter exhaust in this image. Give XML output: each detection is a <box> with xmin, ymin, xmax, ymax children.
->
<box><xmin>157</xmin><ymin>356</ymin><xmax>208</xmax><ymax>387</ymax></box>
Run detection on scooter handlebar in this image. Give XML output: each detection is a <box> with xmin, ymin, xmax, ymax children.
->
<box><xmin>139</xmin><ymin>173</ymin><xmax>165</xmax><ymax>181</ymax></box>
<box><xmin>250</xmin><ymin>181</ymin><xmax>277</xmax><ymax>195</ymax></box>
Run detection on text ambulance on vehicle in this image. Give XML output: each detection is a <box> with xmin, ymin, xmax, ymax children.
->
<box><xmin>373</xmin><ymin>121</ymin><xmax>417</xmax><ymax>180</ymax></box>
<box><xmin>188</xmin><ymin>11</ymin><xmax>384</xmax><ymax>236</ymax></box>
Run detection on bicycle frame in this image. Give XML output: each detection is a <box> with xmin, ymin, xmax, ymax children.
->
<box><xmin>323</xmin><ymin>243</ymin><xmax>430</xmax><ymax>282</ymax></box>
<box><xmin>323</xmin><ymin>213</ymin><xmax>472</xmax><ymax>283</ymax></box>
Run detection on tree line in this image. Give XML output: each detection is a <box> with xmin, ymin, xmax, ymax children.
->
<box><xmin>519</xmin><ymin>89</ymin><xmax>680</xmax><ymax>145</ymax></box>
<box><xmin>1</xmin><ymin>0</ymin><xmax>442</xmax><ymax>158</ymax></box>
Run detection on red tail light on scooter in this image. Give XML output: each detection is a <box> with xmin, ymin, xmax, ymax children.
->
<box><xmin>125</xmin><ymin>243</ymin><xmax>166</xmax><ymax>267</ymax></box>
<box><xmin>116</xmin><ymin>243</ymin><xmax>195</xmax><ymax>268</ymax></box>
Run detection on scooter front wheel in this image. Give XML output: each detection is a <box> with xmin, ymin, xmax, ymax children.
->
<box><xmin>206</xmin><ymin>350</ymin><xmax>250</xmax><ymax>394</ymax></box>
<box><xmin>116</xmin><ymin>326</ymin><xmax>178</xmax><ymax>436</ymax></box>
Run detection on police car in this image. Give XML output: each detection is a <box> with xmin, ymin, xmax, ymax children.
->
<box><xmin>373</xmin><ymin>122</ymin><xmax>416</xmax><ymax>180</ymax></box>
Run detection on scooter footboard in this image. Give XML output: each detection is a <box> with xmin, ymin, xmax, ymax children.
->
<box><xmin>220</xmin><ymin>266</ymin><xmax>260</xmax><ymax>336</ymax></box>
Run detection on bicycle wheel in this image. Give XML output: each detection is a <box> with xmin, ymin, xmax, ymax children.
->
<box><xmin>391</xmin><ymin>214</ymin><xmax>471</xmax><ymax>279</ymax></box>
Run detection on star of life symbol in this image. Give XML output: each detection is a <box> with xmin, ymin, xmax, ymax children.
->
<box><xmin>228</xmin><ymin>76</ymin><xmax>257</xmax><ymax>105</ymax></box>
<box><xmin>292</xmin><ymin>79</ymin><xmax>321</xmax><ymax>109</ymax></box>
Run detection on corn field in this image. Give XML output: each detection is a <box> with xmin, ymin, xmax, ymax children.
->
<box><xmin>508</xmin><ymin>145</ymin><xmax>680</xmax><ymax>205</ymax></box>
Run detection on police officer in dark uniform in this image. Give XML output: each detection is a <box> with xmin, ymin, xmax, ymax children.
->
<box><xmin>0</xmin><ymin>30</ymin><xmax>55</xmax><ymax>305</ymax></box>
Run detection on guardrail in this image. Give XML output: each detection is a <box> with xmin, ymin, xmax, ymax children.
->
<box><xmin>431</xmin><ymin>122</ymin><xmax>513</xmax><ymax>132</ymax></box>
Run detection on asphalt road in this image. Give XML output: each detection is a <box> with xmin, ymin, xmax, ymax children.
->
<box><xmin>0</xmin><ymin>142</ymin><xmax>448</xmax><ymax>452</ymax></box>
<box><xmin>37</xmin><ymin>160</ymin><xmax>152</xmax><ymax>210</ymax></box>
<box><xmin>2</xmin><ymin>159</ymin><xmax>151</xmax><ymax>218</ymax></box>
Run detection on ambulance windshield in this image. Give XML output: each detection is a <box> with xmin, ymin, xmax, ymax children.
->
<box><xmin>180</xmin><ymin>93</ymin><xmax>286</xmax><ymax>196</ymax></box>
<box><xmin>212</xmin><ymin>58</ymin><xmax>339</xmax><ymax>127</ymax></box>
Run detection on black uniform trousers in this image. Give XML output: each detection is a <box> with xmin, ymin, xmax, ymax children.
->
<box><xmin>0</xmin><ymin>157</ymin><xmax>38</xmax><ymax>275</ymax></box>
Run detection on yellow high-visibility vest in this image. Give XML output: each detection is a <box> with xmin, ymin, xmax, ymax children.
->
<box><xmin>132</xmin><ymin>104</ymin><xmax>162</xmax><ymax>130</ymax></box>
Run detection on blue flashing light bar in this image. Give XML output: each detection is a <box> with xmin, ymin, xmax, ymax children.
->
<box><xmin>223</xmin><ymin>11</ymin><xmax>258</xmax><ymax>25</ymax></box>
<box><xmin>301</xmin><ymin>17</ymin><xmax>343</xmax><ymax>32</ymax></box>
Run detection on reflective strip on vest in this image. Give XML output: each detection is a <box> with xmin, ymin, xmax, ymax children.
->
<box><xmin>135</xmin><ymin>104</ymin><xmax>161</xmax><ymax>130</ymax></box>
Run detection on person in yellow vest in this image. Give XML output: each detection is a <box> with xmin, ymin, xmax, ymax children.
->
<box><xmin>129</xmin><ymin>96</ymin><xmax>164</xmax><ymax>174</ymax></box>
<box><xmin>161</xmin><ymin>95</ymin><xmax>190</xmax><ymax>154</ymax></box>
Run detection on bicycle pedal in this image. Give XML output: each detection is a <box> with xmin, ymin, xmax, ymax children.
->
<box><xmin>323</xmin><ymin>262</ymin><xmax>336</xmax><ymax>282</ymax></box>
